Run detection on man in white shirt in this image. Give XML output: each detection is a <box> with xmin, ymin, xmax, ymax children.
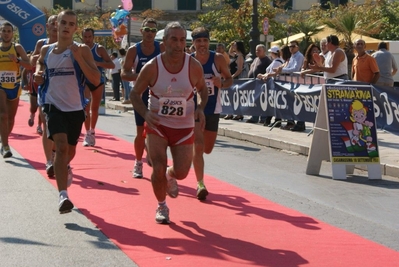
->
<box><xmin>110</xmin><ymin>52</ymin><xmax>122</xmax><ymax>101</ymax></box>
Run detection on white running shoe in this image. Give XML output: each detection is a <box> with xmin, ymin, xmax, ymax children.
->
<box><xmin>133</xmin><ymin>161</ymin><xmax>143</xmax><ymax>178</ymax></box>
<box><xmin>166</xmin><ymin>168</ymin><xmax>179</xmax><ymax>198</ymax></box>
<box><xmin>82</xmin><ymin>132</ymin><xmax>91</xmax><ymax>147</ymax></box>
<box><xmin>59</xmin><ymin>195</ymin><xmax>74</xmax><ymax>214</ymax></box>
<box><xmin>155</xmin><ymin>205</ymin><xmax>170</xmax><ymax>224</ymax></box>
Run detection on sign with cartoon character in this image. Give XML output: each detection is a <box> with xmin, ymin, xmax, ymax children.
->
<box><xmin>325</xmin><ymin>85</ymin><xmax>379</xmax><ymax>163</ymax></box>
<box><xmin>306</xmin><ymin>84</ymin><xmax>381</xmax><ymax>180</ymax></box>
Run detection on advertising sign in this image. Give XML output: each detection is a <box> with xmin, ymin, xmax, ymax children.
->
<box><xmin>325</xmin><ymin>84</ymin><xmax>379</xmax><ymax>164</ymax></box>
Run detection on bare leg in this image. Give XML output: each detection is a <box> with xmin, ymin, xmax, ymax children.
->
<box><xmin>147</xmin><ymin>134</ymin><xmax>168</xmax><ymax>202</ymax></box>
<box><xmin>134</xmin><ymin>125</ymin><xmax>146</xmax><ymax>161</ymax></box>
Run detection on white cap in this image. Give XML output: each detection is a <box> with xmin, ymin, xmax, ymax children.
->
<box><xmin>268</xmin><ymin>46</ymin><xmax>279</xmax><ymax>53</ymax></box>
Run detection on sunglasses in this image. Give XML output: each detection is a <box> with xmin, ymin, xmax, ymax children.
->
<box><xmin>289</xmin><ymin>45</ymin><xmax>297</xmax><ymax>48</ymax></box>
<box><xmin>142</xmin><ymin>27</ymin><xmax>157</xmax><ymax>33</ymax></box>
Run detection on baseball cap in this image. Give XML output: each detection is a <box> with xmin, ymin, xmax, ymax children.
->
<box><xmin>268</xmin><ymin>46</ymin><xmax>279</xmax><ymax>53</ymax></box>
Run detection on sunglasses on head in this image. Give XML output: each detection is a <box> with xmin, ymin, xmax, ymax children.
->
<box><xmin>142</xmin><ymin>27</ymin><xmax>157</xmax><ymax>33</ymax></box>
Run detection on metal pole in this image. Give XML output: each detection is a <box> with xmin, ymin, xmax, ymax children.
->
<box><xmin>248</xmin><ymin>0</ymin><xmax>260</xmax><ymax>60</ymax></box>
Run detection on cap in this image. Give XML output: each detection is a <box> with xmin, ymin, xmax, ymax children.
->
<box><xmin>268</xmin><ymin>46</ymin><xmax>279</xmax><ymax>53</ymax></box>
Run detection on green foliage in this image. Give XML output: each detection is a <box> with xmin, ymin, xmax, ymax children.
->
<box><xmin>41</xmin><ymin>6</ymin><xmax>118</xmax><ymax>49</ymax></box>
<box><xmin>193</xmin><ymin>0</ymin><xmax>285</xmax><ymax>51</ymax></box>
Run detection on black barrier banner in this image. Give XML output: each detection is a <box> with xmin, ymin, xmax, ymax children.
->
<box><xmin>221</xmin><ymin>79</ymin><xmax>399</xmax><ymax>134</ymax></box>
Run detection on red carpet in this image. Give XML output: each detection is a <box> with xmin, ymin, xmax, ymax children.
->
<box><xmin>9</xmin><ymin>100</ymin><xmax>399</xmax><ymax>266</ymax></box>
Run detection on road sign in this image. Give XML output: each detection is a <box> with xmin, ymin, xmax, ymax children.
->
<box><xmin>263</xmin><ymin>17</ymin><xmax>269</xmax><ymax>35</ymax></box>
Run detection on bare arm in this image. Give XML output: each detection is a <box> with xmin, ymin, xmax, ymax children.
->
<box><xmin>121</xmin><ymin>46</ymin><xmax>137</xmax><ymax>81</ymax></box>
<box><xmin>130</xmin><ymin>59</ymin><xmax>159</xmax><ymax>128</ymax></box>
<box><xmin>370</xmin><ymin>72</ymin><xmax>380</xmax><ymax>84</ymax></box>
<box><xmin>30</xmin><ymin>39</ymin><xmax>45</xmax><ymax>65</ymax></box>
<box><xmin>33</xmin><ymin>45</ymin><xmax>49</xmax><ymax>85</ymax></box>
<box><xmin>71</xmin><ymin>44</ymin><xmax>100</xmax><ymax>85</ymax></box>
<box><xmin>96</xmin><ymin>45</ymin><xmax>115</xmax><ymax>69</ymax></box>
<box><xmin>15</xmin><ymin>44</ymin><xmax>32</xmax><ymax>70</ymax></box>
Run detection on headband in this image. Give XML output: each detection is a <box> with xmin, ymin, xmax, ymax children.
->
<box><xmin>192</xmin><ymin>31</ymin><xmax>210</xmax><ymax>41</ymax></box>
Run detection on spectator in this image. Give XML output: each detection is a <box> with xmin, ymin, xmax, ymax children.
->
<box><xmin>309</xmin><ymin>35</ymin><xmax>348</xmax><ymax>84</ymax></box>
<box><xmin>225</xmin><ymin>40</ymin><xmax>246</xmax><ymax>120</ymax></box>
<box><xmin>258</xmin><ymin>45</ymin><xmax>286</xmax><ymax>127</ymax></box>
<box><xmin>119</xmin><ymin>48</ymin><xmax>131</xmax><ymax>104</ymax></box>
<box><xmin>275</xmin><ymin>40</ymin><xmax>304</xmax><ymax>131</ymax></box>
<box><xmin>246</xmin><ymin>44</ymin><xmax>272</xmax><ymax>124</ymax></box>
<box><xmin>215</xmin><ymin>43</ymin><xmax>230</xmax><ymax>67</ymax></box>
<box><xmin>300</xmin><ymin>43</ymin><xmax>321</xmax><ymax>78</ymax></box>
<box><xmin>352</xmin><ymin>39</ymin><xmax>380</xmax><ymax>84</ymax></box>
<box><xmin>110</xmin><ymin>52</ymin><xmax>122</xmax><ymax>101</ymax></box>
<box><xmin>372</xmin><ymin>41</ymin><xmax>397</xmax><ymax>87</ymax></box>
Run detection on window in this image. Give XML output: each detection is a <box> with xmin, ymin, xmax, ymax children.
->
<box><xmin>132</xmin><ymin>0</ymin><xmax>152</xmax><ymax>10</ymax></box>
<box><xmin>320</xmin><ymin>0</ymin><xmax>348</xmax><ymax>9</ymax></box>
<box><xmin>54</xmin><ymin>0</ymin><xmax>73</xmax><ymax>9</ymax></box>
<box><xmin>273</xmin><ymin>0</ymin><xmax>293</xmax><ymax>10</ymax></box>
<box><xmin>226</xmin><ymin>0</ymin><xmax>239</xmax><ymax>9</ymax></box>
<box><xmin>178</xmin><ymin>0</ymin><xmax>196</xmax><ymax>10</ymax></box>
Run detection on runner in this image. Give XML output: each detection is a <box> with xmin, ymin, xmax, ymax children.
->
<box><xmin>31</xmin><ymin>15</ymin><xmax>58</xmax><ymax>177</ymax></box>
<box><xmin>81</xmin><ymin>28</ymin><xmax>115</xmax><ymax>147</ymax></box>
<box><xmin>34</xmin><ymin>10</ymin><xmax>100</xmax><ymax>214</ymax></box>
<box><xmin>191</xmin><ymin>27</ymin><xmax>233</xmax><ymax>200</ymax></box>
<box><xmin>121</xmin><ymin>18</ymin><xmax>164</xmax><ymax>178</ymax></box>
<box><xmin>0</xmin><ymin>22</ymin><xmax>32</xmax><ymax>158</ymax></box>
<box><xmin>130</xmin><ymin>21</ymin><xmax>208</xmax><ymax>224</ymax></box>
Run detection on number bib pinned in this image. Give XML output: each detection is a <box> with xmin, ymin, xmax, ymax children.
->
<box><xmin>0</xmin><ymin>71</ymin><xmax>17</xmax><ymax>84</ymax></box>
<box><xmin>158</xmin><ymin>97</ymin><xmax>187</xmax><ymax>117</ymax></box>
<box><xmin>205</xmin><ymin>79</ymin><xmax>215</xmax><ymax>96</ymax></box>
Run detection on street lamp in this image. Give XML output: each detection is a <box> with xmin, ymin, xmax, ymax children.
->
<box><xmin>248</xmin><ymin>0</ymin><xmax>260</xmax><ymax>60</ymax></box>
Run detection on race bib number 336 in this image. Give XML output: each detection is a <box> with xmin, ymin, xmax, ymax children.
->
<box><xmin>158</xmin><ymin>97</ymin><xmax>187</xmax><ymax>117</ymax></box>
<box><xmin>0</xmin><ymin>71</ymin><xmax>17</xmax><ymax>83</ymax></box>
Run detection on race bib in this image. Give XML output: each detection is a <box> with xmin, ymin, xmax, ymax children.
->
<box><xmin>0</xmin><ymin>71</ymin><xmax>17</xmax><ymax>83</ymax></box>
<box><xmin>205</xmin><ymin>78</ymin><xmax>215</xmax><ymax>96</ymax></box>
<box><xmin>158</xmin><ymin>97</ymin><xmax>187</xmax><ymax>117</ymax></box>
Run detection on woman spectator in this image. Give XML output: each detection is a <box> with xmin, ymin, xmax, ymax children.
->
<box><xmin>224</xmin><ymin>40</ymin><xmax>246</xmax><ymax>120</ymax></box>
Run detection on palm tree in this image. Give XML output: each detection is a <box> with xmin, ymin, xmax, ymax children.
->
<box><xmin>323</xmin><ymin>3</ymin><xmax>381</xmax><ymax>76</ymax></box>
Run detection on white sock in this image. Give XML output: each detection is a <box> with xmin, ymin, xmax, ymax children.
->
<box><xmin>59</xmin><ymin>190</ymin><xmax>68</xmax><ymax>199</ymax></box>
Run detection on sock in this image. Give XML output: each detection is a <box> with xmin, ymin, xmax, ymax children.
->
<box><xmin>158</xmin><ymin>201</ymin><xmax>166</xmax><ymax>207</ymax></box>
<box><xmin>59</xmin><ymin>190</ymin><xmax>68</xmax><ymax>199</ymax></box>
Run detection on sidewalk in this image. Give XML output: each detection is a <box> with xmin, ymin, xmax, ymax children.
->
<box><xmin>104</xmin><ymin>85</ymin><xmax>399</xmax><ymax>179</ymax></box>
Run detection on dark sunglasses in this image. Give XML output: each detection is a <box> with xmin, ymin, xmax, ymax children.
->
<box><xmin>142</xmin><ymin>27</ymin><xmax>157</xmax><ymax>33</ymax></box>
<box><xmin>289</xmin><ymin>45</ymin><xmax>297</xmax><ymax>48</ymax></box>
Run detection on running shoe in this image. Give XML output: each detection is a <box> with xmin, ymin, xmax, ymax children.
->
<box><xmin>90</xmin><ymin>132</ymin><xmax>96</xmax><ymax>146</ymax></box>
<box><xmin>155</xmin><ymin>205</ymin><xmax>170</xmax><ymax>224</ymax></box>
<box><xmin>46</xmin><ymin>161</ymin><xmax>54</xmax><ymax>178</ymax></box>
<box><xmin>196</xmin><ymin>181</ymin><xmax>209</xmax><ymax>200</ymax></box>
<box><xmin>82</xmin><ymin>132</ymin><xmax>91</xmax><ymax>147</ymax></box>
<box><xmin>1</xmin><ymin>145</ymin><xmax>12</xmax><ymax>158</ymax></box>
<box><xmin>59</xmin><ymin>195</ymin><xmax>74</xmax><ymax>214</ymax></box>
<box><xmin>36</xmin><ymin>125</ymin><xmax>43</xmax><ymax>135</ymax></box>
<box><xmin>28</xmin><ymin>113</ymin><xmax>34</xmax><ymax>127</ymax></box>
<box><xmin>133</xmin><ymin>161</ymin><xmax>143</xmax><ymax>178</ymax></box>
<box><xmin>166</xmin><ymin>168</ymin><xmax>179</xmax><ymax>198</ymax></box>
<box><xmin>67</xmin><ymin>165</ymin><xmax>73</xmax><ymax>187</ymax></box>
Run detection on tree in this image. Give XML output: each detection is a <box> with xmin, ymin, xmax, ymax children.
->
<box><xmin>42</xmin><ymin>6</ymin><xmax>118</xmax><ymax>50</ymax></box>
<box><xmin>287</xmin><ymin>11</ymin><xmax>324</xmax><ymax>53</ymax></box>
<box><xmin>192</xmin><ymin>0</ymin><xmax>286</xmax><ymax>52</ymax></box>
